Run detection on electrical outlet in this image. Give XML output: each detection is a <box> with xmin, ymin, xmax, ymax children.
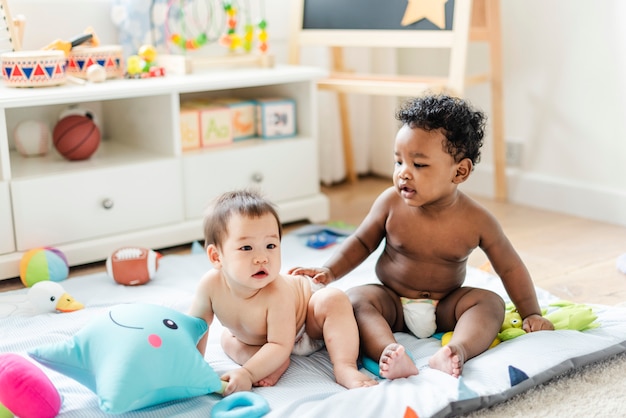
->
<box><xmin>505</xmin><ymin>141</ymin><xmax>523</xmax><ymax>167</ymax></box>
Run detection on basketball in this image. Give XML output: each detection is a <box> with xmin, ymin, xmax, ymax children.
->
<box><xmin>52</xmin><ymin>115</ymin><xmax>101</xmax><ymax>160</ymax></box>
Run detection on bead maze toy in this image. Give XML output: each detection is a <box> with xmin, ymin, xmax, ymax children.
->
<box><xmin>158</xmin><ymin>0</ymin><xmax>273</xmax><ymax>74</ymax></box>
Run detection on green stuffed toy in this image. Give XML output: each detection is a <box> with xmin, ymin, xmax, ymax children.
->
<box><xmin>441</xmin><ymin>300</ymin><xmax>599</xmax><ymax>347</ymax></box>
<box><xmin>498</xmin><ymin>300</ymin><xmax>599</xmax><ymax>342</ymax></box>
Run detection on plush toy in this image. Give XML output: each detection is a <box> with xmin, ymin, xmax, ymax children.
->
<box><xmin>498</xmin><ymin>301</ymin><xmax>598</xmax><ymax>342</ymax></box>
<box><xmin>441</xmin><ymin>301</ymin><xmax>599</xmax><ymax>347</ymax></box>
<box><xmin>2</xmin><ymin>304</ymin><xmax>268</xmax><ymax>417</ymax></box>
<box><xmin>27</xmin><ymin>281</ymin><xmax>84</xmax><ymax>314</ymax></box>
<box><xmin>106</xmin><ymin>247</ymin><xmax>161</xmax><ymax>286</ymax></box>
<box><xmin>30</xmin><ymin>303</ymin><xmax>222</xmax><ymax>413</ymax></box>
<box><xmin>19</xmin><ymin>247</ymin><xmax>69</xmax><ymax>287</ymax></box>
<box><xmin>0</xmin><ymin>353</ymin><xmax>61</xmax><ymax>418</ymax></box>
<box><xmin>29</xmin><ymin>303</ymin><xmax>270</xmax><ymax>416</ymax></box>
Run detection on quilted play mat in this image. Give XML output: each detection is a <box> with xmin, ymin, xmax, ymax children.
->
<box><xmin>1</xmin><ymin>230</ymin><xmax>626</xmax><ymax>418</ymax></box>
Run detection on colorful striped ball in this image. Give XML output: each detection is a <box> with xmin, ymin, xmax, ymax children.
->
<box><xmin>19</xmin><ymin>247</ymin><xmax>69</xmax><ymax>287</ymax></box>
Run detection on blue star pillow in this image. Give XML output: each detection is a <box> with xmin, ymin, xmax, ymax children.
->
<box><xmin>29</xmin><ymin>303</ymin><xmax>224</xmax><ymax>414</ymax></box>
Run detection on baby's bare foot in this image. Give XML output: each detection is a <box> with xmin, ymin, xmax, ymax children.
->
<box><xmin>335</xmin><ymin>365</ymin><xmax>378</xmax><ymax>389</ymax></box>
<box><xmin>429</xmin><ymin>345</ymin><xmax>463</xmax><ymax>377</ymax></box>
<box><xmin>254</xmin><ymin>358</ymin><xmax>290</xmax><ymax>387</ymax></box>
<box><xmin>379</xmin><ymin>343</ymin><xmax>418</xmax><ymax>379</ymax></box>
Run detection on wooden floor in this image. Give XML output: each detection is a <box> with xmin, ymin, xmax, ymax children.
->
<box><xmin>2</xmin><ymin>176</ymin><xmax>626</xmax><ymax>305</ymax></box>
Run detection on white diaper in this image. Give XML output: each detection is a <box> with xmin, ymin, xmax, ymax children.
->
<box><xmin>291</xmin><ymin>277</ymin><xmax>325</xmax><ymax>356</ymax></box>
<box><xmin>401</xmin><ymin>297</ymin><xmax>438</xmax><ymax>338</ymax></box>
<box><xmin>292</xmin><ymin>325</ymin><xmax>325</xmax><ymax>356</ymax></box>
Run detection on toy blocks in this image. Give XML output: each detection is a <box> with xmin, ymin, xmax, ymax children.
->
<box><xmin>179</xmin><ymin>105</ymin><xmax>202</xmax><ymax>151</ymax></box>
<box><xmin>179</xmin><ymin>100</ymin><xmax>232</xmax><ymax>149</ymax></box>
<box><xmin>213</xmin><ymin>98</ymin><xmax>256</xmax><ymax>141</ymax></box>
<box><xmin>255</xmin><ymin>98</ymin><xmax>297</xmax><ymax>139</ymax></box>
<box><xmin>179</xmin><ymin>96</ymin><xmax>297</xmax><ymax>151</ymax></box>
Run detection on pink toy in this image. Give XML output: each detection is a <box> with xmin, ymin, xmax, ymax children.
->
<box><xmin>0</xmin><ymin>353</ymin><xmax>61</xmax><ymax>418</ymax></box>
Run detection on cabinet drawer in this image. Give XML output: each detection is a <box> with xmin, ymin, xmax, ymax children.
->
<box><xmin>183</xmin><ymin>139</ymin><xmax>319</xmax><ymax>219</ymax></box>
<box><xmin>11</xmin><ymin>160</ymin><xmax>184</xmax><ymax>251</ymax></box>
<box><xmin>0</xmin><ymin>182</ymin><xmax>15</xmax><ymax>254</ymax></box>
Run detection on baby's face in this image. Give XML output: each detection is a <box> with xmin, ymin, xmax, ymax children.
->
<box><xmin>393</xmin><ymin>125</ymin><xmax>460</xmax><ymax>207</ymax></box>
<box><xmin>218</xmin><ymin>213</ymin><xmax>282</xmax><ymax>291</ymax></box>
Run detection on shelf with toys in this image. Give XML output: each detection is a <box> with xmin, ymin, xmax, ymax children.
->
<box><xmin>0</xmin><ymin>0</ymin><xmax>330</xmax><ymax>280</ymax></box>
<box><xmin>0</xmin><ymin>64</ymin><xmax>330</xmax><ymax>281</ymax></box>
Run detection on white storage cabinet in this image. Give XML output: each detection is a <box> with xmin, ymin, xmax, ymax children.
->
<box><xmin>0</xmin><ymin>65</ymin><xmax>329</xmax><ymax>280</ymax></box>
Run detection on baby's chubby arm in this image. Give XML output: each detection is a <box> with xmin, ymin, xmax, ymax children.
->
<box><xmin>287</xmin><ymin>266</ymin><xmax>334</xmax><ymax>285</ymax></box>
<box><xmin>523</xmin><ymin>313</ymin><xmax>553</xmax><ymax>333</ymax></box>
<box><xmin>289</xmin><ymin>188</ymin><xmax>391</xmax><ymax>283</ymax></box>
<box><xmin>222</xmin><ymin>297</ymin><xmax>296</xmax><ymax>395</ymax></box>
<box><xmin>479</xmin><ymin>211</ymin><xmax>554</xmax><ymax>333</ymax></box>
<box><xmin>187</xmin><ymin>274</ymin><xmax>216</xmax><ymax>355</ymax></box>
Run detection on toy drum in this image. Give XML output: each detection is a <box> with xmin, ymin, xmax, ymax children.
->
<box><xmin>66</xmin><ymin>45</ymin><xmax>124</xmax><ymax>79</ymax></box>
<box><xmin>1</xmin><ymin>50</ymin><xmax>66</xmax><ymax>87</ymax></box>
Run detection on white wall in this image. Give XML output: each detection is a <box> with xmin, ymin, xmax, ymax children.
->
<box><xmin>468</xmin><ymin>1</ymin><xmax>626</xmax><ymax>227</ymax></box>
<box><xmin>7</xmin><ymin>0</ymin><xmax>626</xmax><ymax>226</ymax></box>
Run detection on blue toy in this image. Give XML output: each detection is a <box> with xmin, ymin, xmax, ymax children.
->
<box><xmin>29</xmin><ymin>303</ymin><xmax>269</xmax><ymax>415</ymax></box>
<box><xmin>211</xmin><ymin>392</ymin><xmax>270</xmax><ymax>418</ymax></box>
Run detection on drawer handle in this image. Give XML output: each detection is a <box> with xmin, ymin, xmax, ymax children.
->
<box><xmin>251</xmin><ymin>172</ymin><xmax>264</xmax><ymax>183</ymax></box>
<box><xmin>102</xmin><ymin>198</ymin><xmax>114</xmax><ymax>210</ymax></box>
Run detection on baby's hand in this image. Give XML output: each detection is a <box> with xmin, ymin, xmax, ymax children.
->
<box><xmin>522</xmin><ymin>314</ymin><xmax>555</xmax><ymax>333</ymax></box>
<box><xmin>288</xmin><ymin>266</ymin><xmax>335</xmax><ymax>285</ymax></box>
<box><xmin>221</xmin><ymin>367</ymin><xmax>253</xmax><ymax>396</ymax></box>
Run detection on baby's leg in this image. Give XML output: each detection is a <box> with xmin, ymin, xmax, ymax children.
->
<box><xmin>430</xmin><ymin>287</ymin><xmax>504</xmax><ymax>377</ymax></box>
<box><xmin>348</xmin><ymin>285</ymin><xmax>418</xmax><ymax>379</ymax></box>
<box><xmin>221</xmin><ymin>329</ymin><xmax>290</xmax><ymax>387</ymax></box>
<box><xmin>307</xmin><ymin>288</ymin><xmax>378</xmax><ymax>389</ymax></box>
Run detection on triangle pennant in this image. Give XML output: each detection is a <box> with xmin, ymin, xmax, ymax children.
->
<box><xmin>44</xmin><ymin>66</ymin><xmax>55</xmax><ymax>78</ymax></box>
<box><xmin>404</xmin><ymin>406</ymin><xmax>419</xmax><ymax>418</ymax></box>
<box><xmin>22</xmin><ymin>67</ymin><xmax>33</xmax><ymax>79</ymax></box>
<box><xmin>13</xmin><ymin>65</ymin><xmax>22</xmax><ymax>77</ymax></box>
<box><xmin>34</xmin><ymin>64</ymin><xmax>46</xmax><ymax>76</ymax></box>
<box><xmin>457</xmin><ymin>376</ymin><xmax>478</xmax><ymax>400</ymax></box>
<box><xmin>508</xmin><ymin>365</ymin><xmax>529</xmax><ymax>386</ymax></box>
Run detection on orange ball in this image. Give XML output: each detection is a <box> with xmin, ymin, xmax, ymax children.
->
<box><xmin>52</xmin><ymin>115</ymin><xmax>100</xmax><ymax>161</ymax></box>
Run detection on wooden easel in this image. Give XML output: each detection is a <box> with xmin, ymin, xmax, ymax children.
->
<box><xmin>1</xmin><ymin>0</ymin><xmax>22</xmax><ymax>53</ymax></box>
<box><xmin>289</xmin><ymin>0</ymin><xmax>507</xmax><ymax>201</ymax></box>
<box><xmin>469</xmin><ymin>0</ymin><xmax>506</xmax><ymax>201</ymax></box>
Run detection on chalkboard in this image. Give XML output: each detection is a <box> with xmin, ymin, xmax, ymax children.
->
<box><xmin>302</xmin><ymin>0</ymin><xmax>455</xmax><ymax>31</ymax></box>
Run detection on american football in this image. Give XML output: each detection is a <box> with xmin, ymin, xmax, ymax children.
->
<box><xmin>105</xmin><ymin>247</ymin><xmax>161</xmax><ymax>286</ymax></box>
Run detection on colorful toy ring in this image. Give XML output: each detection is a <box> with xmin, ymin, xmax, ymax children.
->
<box><xmin>211</xmin><ymin>392</ymin><xmax>269</xmax><ymax>418</ymax></box>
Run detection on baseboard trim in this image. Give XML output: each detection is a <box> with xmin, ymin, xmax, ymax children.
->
<box><xmin>462</xmin><ymin>166</ymin><xmax>626</xmax><ymax>227</ymax></box>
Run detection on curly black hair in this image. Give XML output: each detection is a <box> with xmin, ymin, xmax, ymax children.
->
<box><xmin>395</xmin><ymin>94</ymin><xmax>486</xmax><ymax>166</ymax></box>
